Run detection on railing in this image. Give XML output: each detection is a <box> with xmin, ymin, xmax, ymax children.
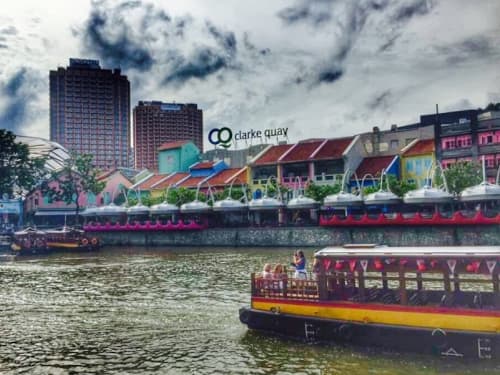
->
<box><xmin>84</xmin><ymin>220</ymin><xmax>207</xmax><ymax>231</ymax></box>
<box><xmin>319</xmin><ymin>211</ymin><xmax>500</xmax><ymax>226</ymax></box>
<box><xmin>252</xmin><ymin>272</ymin><xmax>319</xmax><ymax>300</ymax></box>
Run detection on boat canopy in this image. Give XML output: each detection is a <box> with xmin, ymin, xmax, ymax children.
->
<box><xmin>81</xmin><ymin>206</ymin><xmax>99</xmax><ymax>216</ymax></box>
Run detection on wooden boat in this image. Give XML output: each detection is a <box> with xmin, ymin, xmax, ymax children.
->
<box><xmin>239</xmin><ymin>244</ymin><xmax>500</xmax><ymax>360</ymax></box>
<box><xmin>11</xmin><ymin>227</ymin><xmax>48</xmax><ymax>255</ymax></box>
<box><xmin>44</xmin><ymin>226</ymin><xmax>100</xmax><ymax>251</ymax></box>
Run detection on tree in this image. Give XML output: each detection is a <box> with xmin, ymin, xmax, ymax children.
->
<box><xmin>42</xmin><ymin>153</ymin><xmax>105</xmax><ymax>224</ymax></box>
<box><xmin>0</xmin><ymin>129</ymin><xmax>46</xmax><ymax>197</ymax></box>
<box><xmin>436</xmin><ymin>161</ymin><xmax>482</xmax><ymax>195</ymax></box>
<box><xmin>305</xmin><ymin>182</ymin><xmax>341</xmax><ymax>203</ymax></box>
<box><xmin>362</xmin><ymin>175</ymin><xmax>417</xmax><ymax>197</ymax></box>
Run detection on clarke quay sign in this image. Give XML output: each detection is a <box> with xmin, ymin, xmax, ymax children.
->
<box><xmin>208</xmin><ymin>126</ymin><xmax>288</xmax><ymax>148</ymax></box>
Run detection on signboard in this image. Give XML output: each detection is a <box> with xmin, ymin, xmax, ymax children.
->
<box><xmin>208</xmin><ymin>126</ymin><xmax>288</xmax><ymax>148</ymax></box>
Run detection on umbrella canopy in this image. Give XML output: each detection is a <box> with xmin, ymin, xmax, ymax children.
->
<box><xmin>459</xmin><ymin>182</ymin><xmax>500</xmax><ymax>202</ymax></box>
<box><xmin>180</xmin><ymin>200</ymin><xmax>212</xmax><ymax>214</ymax></box>
<box><xmin>287</xmin><ymin>195</ymin><xmax>319</xmax><ymax>209</ymax></box>
<box><xmin>150</xmin><ymin>201</ymin><xmax>179</xmax><ymax>215</ymax></box>
<box><xmin>249</xmin><ymin>196</ymin><xmax>284</xmax><ymax>211</ymax></box>
<box><xmin>404</xmin><ymin>185</ymin><xmax>454</xmax><ymax>204</ymax></box>
<box><xmin>213</xmin><ymin>197</ymin><xmax>248</xmax><ymax>212</ymax></box>
<box><xmin>324</xmin><ymin>191</ymin><xmax>363</xmax><ymax>207</ymax></box>
<box><xmin>363</xmin><ymin>190</ymin><xmax>402</xmax><ymax>205</ymax></box>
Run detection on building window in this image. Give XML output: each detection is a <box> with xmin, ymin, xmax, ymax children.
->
<box><xmin>390</xmin><ymin>140</ymin><xmax>399</xmax><ymax>150</ymax></box>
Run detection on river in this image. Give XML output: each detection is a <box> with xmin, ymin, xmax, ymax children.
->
<box><xmin>0</xmin><ymin>246</ymin><xmax>497</xmax><ymax>374</ymax></box>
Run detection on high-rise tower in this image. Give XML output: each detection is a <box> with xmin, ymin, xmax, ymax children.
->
<box><xmin>50</xmin><ymin>58</ymin><xmax>130</xmax><ymax>169</ymax></box>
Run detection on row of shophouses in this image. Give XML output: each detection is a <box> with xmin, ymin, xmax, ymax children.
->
<box><xmin>3</xmin><ymin>109</ymin><xmax>500</xmax><ymax>229</ymax></box>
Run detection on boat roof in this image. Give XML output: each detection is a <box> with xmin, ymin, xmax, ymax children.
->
<box><xmin>315</xmin><ymin>244</ymin><xmax>500</xmax><ymax>258</ymax></box>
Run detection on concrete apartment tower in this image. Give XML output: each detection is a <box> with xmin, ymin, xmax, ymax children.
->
<box><xmin>133</xmin><ymin>101</ymin><xmax>203</xmax><ymax>170</ymax></box>
<box><xmin>49</xmin><ymin>58</ymin><xmax>131</xmax><ymax>169</ymax></box>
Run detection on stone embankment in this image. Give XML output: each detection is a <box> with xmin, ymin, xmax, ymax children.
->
<box><xmin>97</xmin><ymin>226</ymin><xmax>500</xmax><ymax>247</ymax></box>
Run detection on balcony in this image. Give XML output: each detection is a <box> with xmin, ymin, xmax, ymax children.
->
<box><xmin>440</xmin><ymin>122</ymin><xmax>471</xmax><ymax>136</ymax></box>
<box><xmin>478</xmin><ymin>118</ymin><xmax>500</xmax><ymax>131</ymax></box>
<box><xmin>441</xmin><ymin>148</ymin><xmax>473</xmax><ymax>158</ymax></box>
<box><xmin>313</xmin><ymin>173</ymin><xmax>343</xmax><ymax>186</ymax></box>
<box><xmin>478</xmin><ymin>144</ymin><xmax>500</xmax><ymax>154</ymax></box>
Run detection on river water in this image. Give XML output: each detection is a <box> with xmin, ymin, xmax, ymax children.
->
<box><xmin>0</xmin><ymin>246</ymin><xmax>497</xmax><ymax>374</ymax></box>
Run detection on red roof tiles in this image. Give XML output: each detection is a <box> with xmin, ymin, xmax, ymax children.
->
<box><xmin>279</xmin><ymin>140</ymin><xmax>325</xmax><ymax>163</ymax></box>
<box><xmin>206</xmin><ymin>168</ymin><xmax>246</xmax><ymax>187</ymax></box>
<box><xmin>403</xmin><ymin>139</ymin><xmax>435</xmax><ymax>157</ymax></box>
<box><xmin>177</xmin><ymin>176</ymin><xmax>206</xmax><ymax>188</ymax></box>
<box><xmin>136</xmin><ymin>174</ymin><xmax>169</xmax><ymax>190</ymax></box>
<box><xmin>312</xmin><ymin>137</ymin><xmax>353</xmax><ymax>160</ymax></box>
<box><xmin>253</xmin><ymin>144</ymin><xmax>293</xmax><ymax>166</ymax></box>
<box><xmin>158</xmin><ymin>140</ymin><xmax>189</xmax><ymax>151</ymax></box>
<box><xmin>191</xmin><ymin>161</ymin><xmax>215</xmax><ymax>170</ymax></box>
<box><xmin>151</xmin><ymin>172</ymin><xmax>189</xmax><ymax>190</ymax></box>
<box><xmin>355</xmin><ymin>156</ymin><xmax>396</xmax><ymax>177</ymax></box>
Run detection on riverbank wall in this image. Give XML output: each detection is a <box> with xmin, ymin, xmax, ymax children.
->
<box><xmin>96</xmin><ymin>225</ymin><xmax>500</xmax><ymax>247</ymax></box>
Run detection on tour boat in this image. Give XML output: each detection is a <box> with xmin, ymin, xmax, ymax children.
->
<box><xmin>11</xmin><ymin>227</ymin><xmax>48</xmax><ymax>255</ymax></box>
<box><xmin>44</xmin><ymin>226</ymin><xmax>100</xmax><ymax>251</ymax></box>
<box><xmin>11</xmin><ymin>226</ymin><xmax>99</xmax><ymax>255</ymax></box>
<box><xmin>239</xmin><ymin>244</ymin><xmax>500</xmax><ymax>359</ymax></box>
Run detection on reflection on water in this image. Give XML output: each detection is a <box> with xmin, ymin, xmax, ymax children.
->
<box><xmin>0</xmin><ymin>247</ymin><xmax>497</xmax><ymax>374</ymax></box>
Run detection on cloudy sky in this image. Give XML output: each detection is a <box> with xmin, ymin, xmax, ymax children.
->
<box><xmin>0</xmin><ymin>0</ymin><xmax>499</xmax><ymax>149</ymax></box>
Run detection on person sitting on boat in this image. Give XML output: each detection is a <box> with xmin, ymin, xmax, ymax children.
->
<box><xmin>271</xmin><ymin>263</ymin><xmax>287</xmax><ymax>290</ymax></box>
<box><xmin>262</xmin><ymin>263</ymin><xmax>273</xmax><ymax>279</ymax></box>
<box><xmin>291</xmin><ymin>250</ymin><xmax>307</xmax><ymax>279</ymax></box>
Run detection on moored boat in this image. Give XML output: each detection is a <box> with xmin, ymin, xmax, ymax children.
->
<box><xmin>239</xmin><ymin>244</ymin><xmax>500</xmax><ymax>359</ymax></box>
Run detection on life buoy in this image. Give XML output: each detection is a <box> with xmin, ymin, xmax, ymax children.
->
<box><xmin>338</xmin><ymin>324</ymin><xmax>354</xmax><ymax>341</ymax></box>
<box><xmin>90</xmin><ymin>237</ymin><xmax>98</xmax><ymax>246</ymax></box>
<box><xmin>81</xmin><ymin>238</ymin><xmax>89</xmax><ymax>246</ymax></box>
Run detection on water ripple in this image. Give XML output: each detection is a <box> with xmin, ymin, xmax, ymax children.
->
<box><xmin>0</xmin><ymin>247</ymin><xmax>497</xmax><ymax>374</ymax></box>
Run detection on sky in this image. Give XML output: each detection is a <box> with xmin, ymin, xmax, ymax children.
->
<box><xmin>0</xmin><ymin>0</ymin><xmax>499</xmax><ymax>150</ymax></box>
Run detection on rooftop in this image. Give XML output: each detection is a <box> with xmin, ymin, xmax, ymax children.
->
<box><xmin>158</xmin><ymin>140</ymin><xmax>190</xmax><ymax>151</ymax></box>
<box><xmin>312</xmin><ymin>137</ymin><xmax>353</xmax><ymax>160</ymax></box>
<box><xmin>206</xmin><ymin>168</ymin><xmax>247</xmax><ymax>187</ymax></box>
<box><xmin>403</xmin><ymin>139</ymin><xmax>435</xmax><ymax>157</ymax></box>
<box><xmin>177</xmin><ymin>176</ymin><xmax>207</xmax><ymax>188</ymax></box>
<box><xmin>355</xmin><ymin>155</ymin><xmax>396</xmax><ymax>177</ymax></box>
<box><xmin>190</xmin><ymin>161</ymin><xmax>216</xmax><ymax>170</ymax></box>
<box><xmin>279</xmin><ymin>140</ymin><xmax>325</xmax><ymax>163</ymax></box>
<box><xmin>253</xmin><ymin>144</ymin><xmax>293</xmax><ymax>166</ymax></box>
<box><xmin>152</xmin><ymin>173</ymin><xmax>189</xmax><ymax>190</ymax></box>
<box><xmin>135</xmin><ymin>174</ymin><xmax>169</xmax><ymax>190</ymax></box>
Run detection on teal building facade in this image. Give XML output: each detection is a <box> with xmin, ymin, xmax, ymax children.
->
<box><xmin>158</xmin><ymin>141</ymin><xmax>200</xmax><ymax>174</ymax></box>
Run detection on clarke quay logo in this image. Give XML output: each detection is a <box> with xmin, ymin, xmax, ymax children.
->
<box><xmin>208</xmin><ymin>126</ymin><xmax>288</xmax><ymax>148</ymax></box>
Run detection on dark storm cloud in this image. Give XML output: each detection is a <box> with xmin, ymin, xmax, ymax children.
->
<box><xmin>277</xmin><ymin>0</ymin><xmax>332</xmax><ymax>27</ymax></box>
<box><xmin>78</xmin><ymin>0</ymin><xmax>245</xmax><ymax>86</ymax></box>
<box><xmin>243</xmin><ymin>32</ymin><xmax>270</xmax><ymax>56</ymax></box>
<box><xmin>391</xmin><ymin>0</ymin><xmax>433</xmax><ymax>23</ymax></box>
<box><xmin>164</xmin><ymin>49</ymin><xmax>229</xmax><ymax>84</ymax></box>
<box><xmin>81</xmin><ymin>2</ymin><xmax>155</xmax><ymax>71</ymax></box>
<box><xmin>0</xmin><ymin>68</ymin><xmax>43</xmax><ymax>133</ymax></box>
<box><xmin>367</xmin><ymin>90</ymin><xmax>392</xmax><ymax>110</ymax></box>
<box><xmin>0</xmin><ymin>43</ymin><xmax>7</xmax><ymax>49</ymax></box>
<box><xmin>317</xmin><ymin>69</ymin><xmax>344</xmax><ymax>84</ymax></box>
<box><xmin>440</xmin><ymin>35</ymin><xmax>497</xmax><ymax>65</ymax></box>
<box><xmin>1</xmin><ymin>26</ymin><xmax>18</xmax><ymax>35</ymax></box>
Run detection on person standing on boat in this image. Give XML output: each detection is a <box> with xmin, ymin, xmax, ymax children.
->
<box><xmin>291</xmin><ymin>250</ymin><xmax>307</xmax><ymax>279</ymax></box>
